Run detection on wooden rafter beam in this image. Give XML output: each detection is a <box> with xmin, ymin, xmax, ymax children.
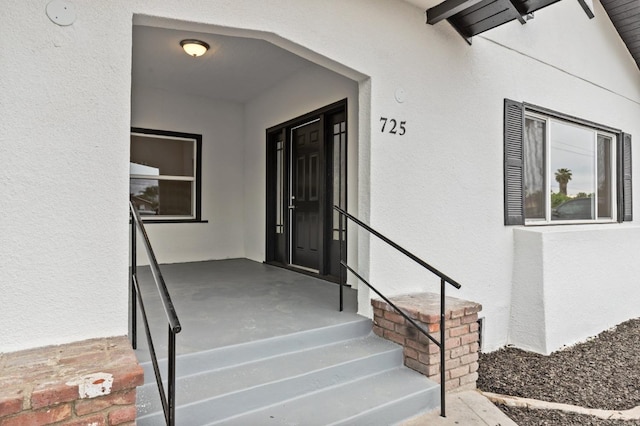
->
<box><xmin>506</xmin><ymin>0</ymin><xmax>527</xmax><ymax>24</ymax></box>
<box><xmin>427</xmin><ymin>0</ymin><xmax>485</xmax><ymax>25</ymax></box>
<box><xmin>577</xmin><ymin>0</ymin><xmax>595</xmax><ymax>19</ymax></box>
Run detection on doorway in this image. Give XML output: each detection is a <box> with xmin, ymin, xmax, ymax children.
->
<box><xmin>266</xmin><ymin>100</ymin><xmax>347</xmax><ymax>282</ymax></box>
<box><xmin>291</xmin><ymin>118</ymin><xmax>322</xmax><ymax>271</ymax></box>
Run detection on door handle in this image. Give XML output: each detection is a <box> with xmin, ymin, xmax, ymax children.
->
<box><xmin>288</xmin><ymin>205</ymin><xmax>296</xmax><ymax>210</ymax></box>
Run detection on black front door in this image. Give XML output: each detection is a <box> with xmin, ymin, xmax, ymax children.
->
<box><xmin>265</xmin><ymin>100</ymin><xmax>347</xmax><ymax>283</ymax></box>
<box><xmin>291</xmin><ymin>120</ymin><xmax>323</xmax><ymax>271</ymax></box>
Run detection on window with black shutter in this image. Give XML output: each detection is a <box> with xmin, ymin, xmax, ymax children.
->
<box><xmin>504</xmin><ymin>99</ymin><xmax>632</xmax><ymax>225</ymax></box>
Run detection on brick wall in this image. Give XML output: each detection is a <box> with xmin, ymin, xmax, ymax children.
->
<box><xmin>0</xmin><ymin>336</ymin><xmax>143</xmax><ymax>426</ymax></box>
<box><xmin>372</xmin><ymin>293</ymin><xmax>481</xmax><ymax>392</ymax></box>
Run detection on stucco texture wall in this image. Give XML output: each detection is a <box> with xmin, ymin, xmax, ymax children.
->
<box><xmin>1</xmin><ymin>0</ymin><xmax>639</xmax><ymax>353</ymax></box>
<box><xmin>131</xmin><ymin>87</ymin><xmax>246</xmax><ymax>263</ymax></box>
<box><xmin>511</xmin><ymin>225</ymin><xmax>640</xmax><ymax>354</ymax></box>
<box><xmin>1</xmin><ymin>2</ymin><xmax>133</xmax><ymax>352</ymax></box>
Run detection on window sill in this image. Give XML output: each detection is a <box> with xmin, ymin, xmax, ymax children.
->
<box><xmin>524</xmin><ymin>220</ymin><xmax>617</xmax><ymax>227</ymax></box>
<box><xmin>517</xmin><ymin>222</ymin><xmax>638</xmax><ymax>233</ymax></box>
<box><xmin>132</xmin><ymin>219</ymin><xmax>209</xmax><ymax>224</ymax></box>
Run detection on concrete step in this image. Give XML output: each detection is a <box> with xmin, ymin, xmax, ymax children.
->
<box><xmin>138</xmin><ymin>335</ymin><xmax>405</xmax><ymax>424</ymax></box>
<box><xmin>136</xmin><ymin>317</ymin><xmax>439</xmax><ymax>425</ymax></box>
<box><xmin>140</xmin><ymin>317</ymin><xmax>373</xmax><ymax>379</ymax></box>
<box><xmin>217</xmin><ymin>368</ymin><xmax>439</xmax><ymax>426</ymax></box>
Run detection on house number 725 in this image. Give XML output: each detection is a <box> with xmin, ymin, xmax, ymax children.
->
<box><xmin>380</xmin><ymin>117</ymin><xmax>406</xmax><ymax>135</ymax></box>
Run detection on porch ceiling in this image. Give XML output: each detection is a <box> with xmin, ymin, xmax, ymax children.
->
<box><xmin>132</xmin><ymin>26</ymin><xmax>315</xmax><ymax>103</ymax></box>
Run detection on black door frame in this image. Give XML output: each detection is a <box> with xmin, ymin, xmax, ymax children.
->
<box><xmin>265</xmin><ymin>99</ymin><xmax>347</xmax><ymax>283</ymax></box>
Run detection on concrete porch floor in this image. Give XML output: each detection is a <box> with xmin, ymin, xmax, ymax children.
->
<box><xmin>133</xmin><ymin>258</ymin><xmax>360</xmax><ymax>361</ymax></box>
<box><xmin>132</xmin><ymin>259</ymin><xmax>516</xmax><ymax>425</ymax></box>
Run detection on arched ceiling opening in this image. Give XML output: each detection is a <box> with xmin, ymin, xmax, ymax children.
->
<box><xmin>132</xmin><ymin>25</ymin><xmax>317</xmax><ymax>103</ymax></box>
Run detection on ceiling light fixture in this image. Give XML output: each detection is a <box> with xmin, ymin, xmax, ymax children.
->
<box><xmin>180</xmin><ymin>39</ymin><xmax>209</xmax><ymax>57</ymax></box>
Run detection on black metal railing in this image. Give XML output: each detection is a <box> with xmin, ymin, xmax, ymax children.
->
<box><xmin>129</xmin><ymin>202</ymin><xmax>182</xmax><ymax>426</ymax></box>
<box><xmin>334</xmin><ymin>206</ymin><xmax>461</xmax><ymax>418</ymax></box>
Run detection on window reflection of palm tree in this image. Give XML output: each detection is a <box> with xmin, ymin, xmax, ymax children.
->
<box><xmin>555</xmin><ymin>168</ymin><xmax>572</xmax><ymax>196</ymax></box>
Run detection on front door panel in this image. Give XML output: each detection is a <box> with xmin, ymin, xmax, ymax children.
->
<box><xmin>291</xmin><ymin>120</ymin><xmax>322</xmax><ymax>270</ymax></box>
<box><xmin>265</xmin><ymin>100</ymin><xmax>346</xmax><ymax>283</ymax></box>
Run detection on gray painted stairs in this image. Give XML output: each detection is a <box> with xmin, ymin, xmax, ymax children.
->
<box><xmin>136</xmin><ymin>317</ymin><xmax>439</xmax><ymax>425</ymax></box>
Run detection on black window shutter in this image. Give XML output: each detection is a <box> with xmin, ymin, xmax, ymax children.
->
<box><xmin>620</xmin><ymin>133</ymin><xmax>632</xmax><ymax>222</ymax></box>
<box><xmin>504</xmin><ymin>99</ymin><xmax>525</xmax><ymax>225</ymax></box>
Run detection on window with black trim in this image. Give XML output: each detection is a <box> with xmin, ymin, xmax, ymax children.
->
<box><xmin>130</xmin><ymin>128</ymin><xmax>202</xmax><ymax>221</ymax></box>
<box><xmin>504</xmin><ymin>100</ymin><xmax>632</xmax><ymax>225</ymax></box>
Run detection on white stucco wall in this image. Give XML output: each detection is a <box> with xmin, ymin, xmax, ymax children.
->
<box><xmin>1</xmin><ymin>3</ymin><xmax>134</xmax><ymax>352</ymax></box>
<box><xmin>131</xmin><ymin>86</ymin><xmax>246</xmax><ymax>263</ymax></box>
<box><xmin>510</xmin><ymin>225</ymin><xmax>640</xmax><ymax>354</ymax></box>
<box><xmin>360</xmin><ymin>0</ymin><xmax>640</xmax><ymax>351</ymax></box>
<box><xmin>1</xmin><ymin>0</ymin><xmax>639</xmax><ymax>353</ymax></box>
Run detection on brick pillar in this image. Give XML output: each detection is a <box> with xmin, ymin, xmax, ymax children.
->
<box><xmin>372</xmin><ymin>293</ymin><xmax>481</xmax><ymax>392</ymax></box>
<box><xmin>0</xmin><ymin>336</ymin><xmax>143</xmax><ymax>426</ymax></box>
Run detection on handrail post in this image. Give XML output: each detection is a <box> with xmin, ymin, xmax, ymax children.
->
<box><xmin>130</xmin><ymin>210</ymin><xmax>137</xmax><ymax>349</ymax></box>
<box><xmin>168</xmin><ymin>325</ymin><xmax>176</xmax><ymax>426</ymax></box>
<box><xmin>339</xmin><ymin>211</ymin><xmax>344</xmax><ymax>312</ymax></box>
<box><xmin>129</xmin><ymin>202</ymin><xmax>181</xmax><ymax>426</ymax></box>
<box><xmin>332</xmin><ymin>205</ymin><xmax>461</xmax><ymax>419</ymax></box>
<box><xmin>440</xmin><ymin>278</ymin><xmax>446</xmax><ymax>417</ymax></box>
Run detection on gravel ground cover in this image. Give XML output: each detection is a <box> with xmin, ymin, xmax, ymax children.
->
<box><xmin>477</xmin><ymin>318</ymin><xmax>640</xmax><ymax>424</ymax></box>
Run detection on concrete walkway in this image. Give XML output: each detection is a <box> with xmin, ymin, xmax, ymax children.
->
<box><xmin>402</xmin><ymin>390</ymin><xmax>518</xmax><ymax>426</ymax></box>
<box><xmin>484</xmin><ymin>391</ymin><xmax>640</xmax><ymax>421</ymax></box>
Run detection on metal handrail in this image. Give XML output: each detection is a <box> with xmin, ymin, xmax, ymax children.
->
<box><xmin>334</xmin><ymin>205</ymin><xmax>461</xmax><ymax>418</ymax></box>
<box><xmin>129</xmin><ymin>202</ymin><xmax>181</xmax><ymax>426</ymax></box>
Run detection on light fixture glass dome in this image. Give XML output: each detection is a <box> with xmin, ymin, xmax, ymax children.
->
<box><xmin>180</xmin><ymin>39</ymin><xmax>209</xmax><ymax>57</ymax></box>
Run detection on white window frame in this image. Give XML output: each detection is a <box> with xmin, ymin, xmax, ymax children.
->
<box><xmin>130</xmin><ymin>128</ymin><xmax>201</xmax><ymax>222</ymax></box>
<box><xmin>524</xmin><ymin>112</ymin><xmax>617</xmax><ymax>225</ymax></box>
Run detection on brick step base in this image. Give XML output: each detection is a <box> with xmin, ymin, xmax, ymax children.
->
<box><xmin>372</xmin><ymin>293</ymin><xmax>482</xmax><ymax>392</ymax></box>
<box><xmin>0</xmin><ymin>336</ymin><xmax>143</xmax><ymax>426</ymax></box>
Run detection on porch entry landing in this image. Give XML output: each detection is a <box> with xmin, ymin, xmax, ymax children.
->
<box><xmin>133</xmin><ymin>258</ymin><xmax>359</xmax><ymax>360</ymax></box>
<box><xmin>133</xmin><ymin>258</ymin><xmax>440</xmax><ymax>425</ymax></box>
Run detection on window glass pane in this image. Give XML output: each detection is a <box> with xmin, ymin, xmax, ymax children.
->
<box><xmin>130</xmin><ymin>179</ymin><xmax>192</xmax><ymax>216</ymax></box>
<box><xmin>129</xmin><ymin>163</ymin><xmax>160</xmax><ymax>176</ymax></box>
<box><xmin>550</xmin><ymin>121</ymin><xmax>594</xmax><ymax>220</ymax></box>
<box><xmin>130</xmin><ymin>179</ymin><xmax>159</xmax><ymax>215</ymax></box>
<box><xmin>131</xmin><ymin>135</ymin><xmax>194</xmax><ymax>176</ymax></box>
<box><xmin>597</xmin><ymin>134</ymin><xmax>612</xmax><ymax>218</ymax></box>
<box><xmin>524</xmin><ymin>117</ymin><xmax>545</xmax><ymax>219</ymax></box>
